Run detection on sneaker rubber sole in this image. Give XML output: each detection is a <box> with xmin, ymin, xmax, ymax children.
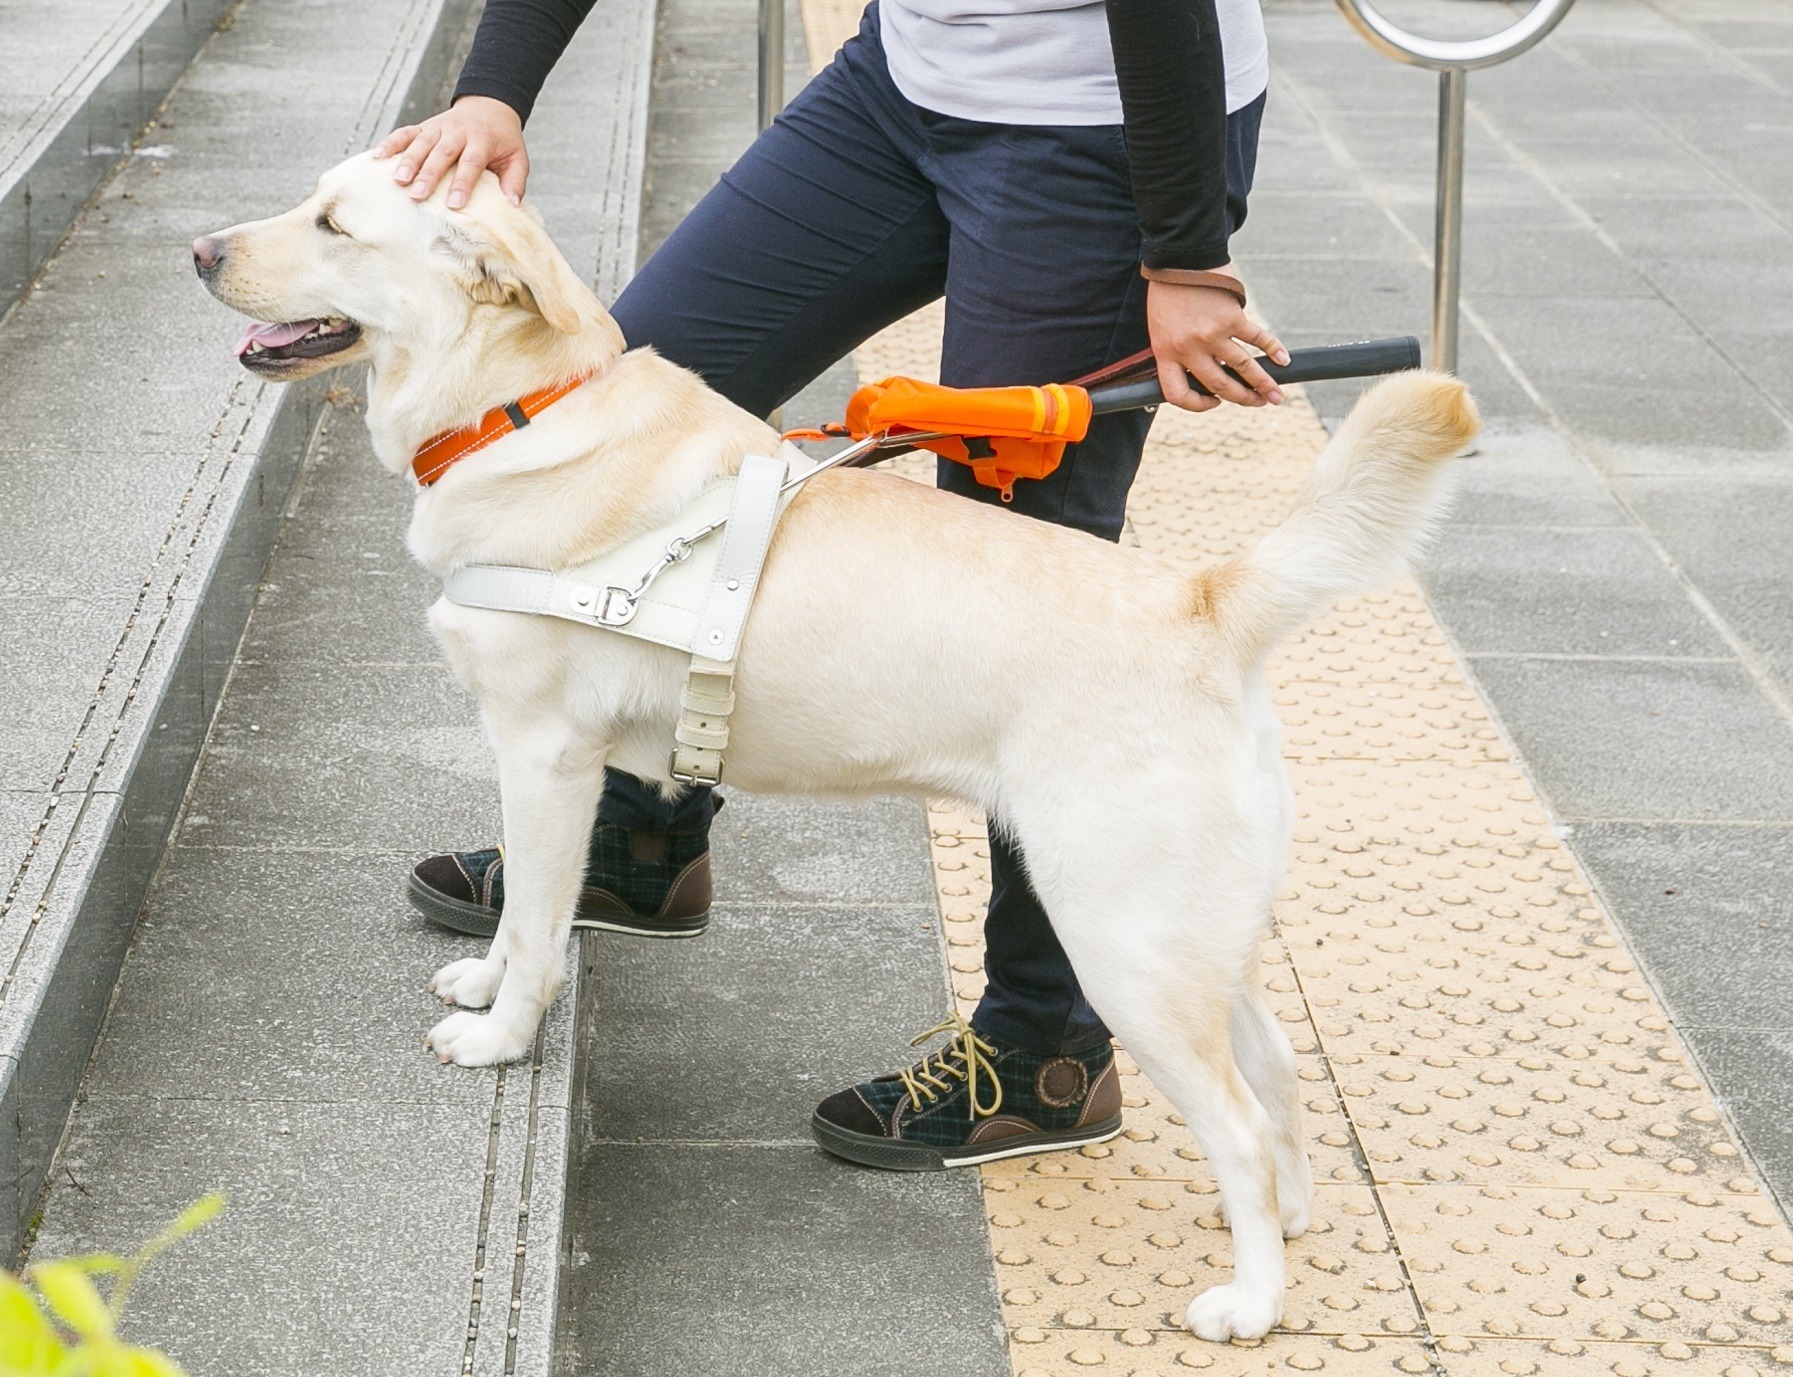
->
<box><xmin>404</xmin><ymin>873</ymin><xmax>710</xmax><ymax>941</ymax></box>
<box><xmin>809</xmin><ymin>1110</ymin><xmax>1124</xmax><ymax>1171</ymax></box>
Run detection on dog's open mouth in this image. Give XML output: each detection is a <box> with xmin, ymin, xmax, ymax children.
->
<box><xmin>233</xmin><ymin>316</ymin><xmax>362</xmax><ymax>371</ymax></box>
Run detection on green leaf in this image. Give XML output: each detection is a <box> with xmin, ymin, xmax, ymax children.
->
<box><xmin>133</xmin><ymin>1197</ymin><xmax>223</xmax><ymax>1269</ymax></box>
<box><xmin>27</xmin><ymin>1265</ymin><xmax>112</xmax><ymax>1344</ymax></box>
<box><xmin>118</xmin><ymin>1347</ymin><xmax>185</xmax><ymax>1377</ymax></box>
<box><xmin>0</xmin><ymin>1272</ymin><xmax>66</xmax><ymax>1373</ymax></box>
<box><xmin>81</xmin><ymin>1344</ymin><xmax>185</xmax><ymax>1377</ymax></box>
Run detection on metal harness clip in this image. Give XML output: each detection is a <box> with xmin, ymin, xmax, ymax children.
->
<box><xmin>570</xmin><ymin>584</ymin><xmax>640</xmax><ymax>627</ymax></box>
<box><xmin>569</xmin><ymin>536</ymin><xmax>700</xmax><ymax>629</ymax></box>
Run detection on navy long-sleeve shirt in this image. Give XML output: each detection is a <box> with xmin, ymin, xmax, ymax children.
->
<box><xmin>454</xmin><ymin>0</ymin><xmax>1236</xmax><ymax>270</ymax></box>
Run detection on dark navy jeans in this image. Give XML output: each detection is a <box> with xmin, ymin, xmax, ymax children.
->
<box><xmin>602</xmin><ymin>5</ymin><xmax>1264</xmax><ymax>1056</ymax></box>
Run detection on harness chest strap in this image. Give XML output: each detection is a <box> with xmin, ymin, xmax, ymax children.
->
<box><xmin>440</xmin><ymin>450</ymin><xmax>794</xmax><ymax>786</ymax></box>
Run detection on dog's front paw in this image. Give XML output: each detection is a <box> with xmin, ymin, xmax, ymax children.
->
<box><xmin>1185</xmin><ymin>1284</ymin><xmax>1282</xmax><ymax>1342</ymax></box>
<box><xmin>429</xmin><ymin>956</ymin><xmax>504</xmax><ymax>1009</ymax></box>
<box><xmin>426</xmin><ymin>1010</ymin><xmax>532</xmax><ymax>1067</ymax></box>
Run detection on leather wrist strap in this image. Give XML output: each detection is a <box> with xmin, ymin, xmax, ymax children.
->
<box><xmin>1138</xmin><ymin>267</ymin><xmax>1247</xmax><ymax>307</ymax></box>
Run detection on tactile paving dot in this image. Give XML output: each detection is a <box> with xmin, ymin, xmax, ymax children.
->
<box><xmin>982</xmin><ymin>1050</ymin><xmax>1367</xmax><ymax>1188</ymax></box>
<box><xmin>989</xmin><ymin>1179</ymin><xmax>1418</xmax><ymax>1337</ymax></box>
<box><xmin>1379</xmin><ymin>1184</ymin><xmax>1793</xmax><ymax>1347</ymax></box>
<box><xmin>829</xmin><ymin>240</ymin><xmax>1793</xmax><ymax>1377</ymax></box>
<box><xmin>1435</xmin><ymin>1338</ymin><xmax>1793</xmax><ymax>1377</ymax></box>
<box><xmin>1326</xmin><ymin>1054</ymin><xmax>1748</xmax><ymax>1191</ymax></box>
<box><xmin>1011</xmin><ymin>1334</ymin><xmax>1436</xmax><ymax>1374</ymax></box>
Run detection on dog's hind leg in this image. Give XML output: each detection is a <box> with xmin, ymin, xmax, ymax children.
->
<box><xmin>1232</xmin><ymin>984</ymin><xmax>1312</xmax><ymax>1238</ymax></box>
<box><xmin>1022</xmin><ymin>821</ymin><xmax>1290</xmax><ymax>1341</ymax></box>
<box><xmin>427</xmin><ymin>720</ymin><xmax>606</xmax><ymax>1067</ymax></box>
<box><xmin>1076</xmin><ymin>955</ymin><xmax>1288</xmax><ymax>1341</ymax></box>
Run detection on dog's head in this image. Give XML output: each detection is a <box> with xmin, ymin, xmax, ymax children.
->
<box><xmin>193</xmin><ymin>152</ymin><xmax>608</xmax><ymax>382</ymax></box>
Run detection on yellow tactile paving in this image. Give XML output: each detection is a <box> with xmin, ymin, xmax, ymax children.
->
<box><xmin>853</xmin><ymin>316</ymin><xmax>1793</xmax><ymax>1374</ymax></box>
<box><xmin>781</xmin><ymin>6</ymin><xmax>1793</xmax><ymax>1373</ymax></box>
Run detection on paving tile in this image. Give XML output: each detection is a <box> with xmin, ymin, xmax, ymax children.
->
<box><xmin>1618</xmin><ymin>476</ymin><xmax>1793</xmax><ymax>691</ymax></box>
<box><xmin>1380</xmin><ymin>1182</ymin><xmax>1791</xmax><ymax>1346</ymax></box>
<box><xmin>1420</xmin><ymin>527</ymin><xmax>1728</xmax><ymax>658</ymax></box>
<box><xmin>1569</xmin><ymin>823</ymin><xmax>1793</xmax><ymax>1032</ymax></box>
<box><xmin>1439</xmin><ymin>425</ymin><xmax>1632</xmax><ymax>529</ymax></box>
<box><xmin>1232</xmin><ymin>194</ymin><xmax>1417</xmax><ymax>261</ymax></box>
<box><xmin>0</xmin><ymin>790</ymin><xmax>50</xmax><ymax>893</ymax></box>
<box><xmin>0</xmin><ymin>594</ymin><xmax>140</xmax><ymax>791</ymax></box>
<box><xmin>1577</xmin><ymin>194</ymin><xmax>1793</xmax><ymax>271</ymax></box>
<box><xmin>710</xmin><ymin>791</ymin><xmax>936</xmax><ymax>905</ymax></box>
<box><xmin>237</xmin><ymin>415</ymin><xmax>442</xmax><ymax>668</ymax></box>
<box><xmin>33</xmin><ymin>1097</ymin><xmax>487</xmax><ymax>1377</ymax></box>
<box><xmin>558</xmin><ymin>1143</ymin><xmax>1008</xmax><ymax>1377</ymax></box>
<box><xmin>1465</xmin><ymin>294</ymin><xmax>1789</xmax><ymax>453</ymax></box>
<box><xmin>1463</xmin><ymin>657</ymin><xmax>1793</xmax><ymax>823</ymax></box>
<box><xmin>0</xmin><ymin>450</ymin><xmax>194</xmax><ymax>593</ymax></box>
<box><xmin>1438</xmin><ymin>1337</ymin><xmax>1793</xmax><ymax>1377</ymax></box>
<box><xmin>83</xmin><ymin>846</ymin><xmax>494</xmax><ymax>1108</ymax></box>
<box><xmin>1329</xmin><ymin>1051</ymin><xmax>1747</xmax><ymax>1193</ymax></box>
<box><xmin>577</xmin><ymin>898</ymin><xmax>945</xmax><ymax>1141</ymax></box>
<box><xmin>1236</xmin><ymin>256</ymin><xmax>1432</xmax><ymax>342</ymax></box>
<box><xmin>178</xmin><ymin>658</ymin><xmax>498</xmax><ymax>851</ymax></box>
<box><xmin>1683</xmin><ymin>1029</ymin><xmax>1793</xmax><ymax>1208</ymax></box>
<box><xmin>985</xmin><ymin>1178</ymin><xmax>1418</xmax><ymax>1338</ymax></box>
<box><xmin>1516</xmin><ymin>135</ymin><xmax>1743</xmax><ymax>203</ymax></box>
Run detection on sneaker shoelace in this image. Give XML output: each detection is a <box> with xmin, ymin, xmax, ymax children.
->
<box><xmin>898</xmin><ymin>1012</ymin><xmax>1003</xmax><ymax>1122</ymax></box>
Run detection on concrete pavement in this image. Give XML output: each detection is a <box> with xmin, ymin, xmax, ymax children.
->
<box><xmin>8</xmin><ymin>0</ymin><xmax>1793</xmax><ymax>1373</ymax></box>
<box><xmin>1233</xmin><ymin>0</ymin><xmax>1793</xmax><ymax>1213</ymax></box>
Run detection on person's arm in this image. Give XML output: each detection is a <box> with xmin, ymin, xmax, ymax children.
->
<box><xmin>453</xmin><ymin>0</ymin><xmax>598</xmax><ymax>125</ymax></box>
<box><xmin>373</xmin><ymin>0</ymin><xmax>599</xmax><ymax>207</ymax></box>
<box><xmin>1107</xmin><ymin>0</ymin><xmax>1287</xmax><ymax>410</ymax></box>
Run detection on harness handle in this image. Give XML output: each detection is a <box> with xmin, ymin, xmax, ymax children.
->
<box><xmin>1085</xmin><ymin>336</ymin><xmax>1422</xmax><ymax>414</ymax></box>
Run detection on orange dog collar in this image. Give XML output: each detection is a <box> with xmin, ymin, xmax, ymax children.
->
<box><xmin>411</xmin><ymin>372</ymin><xmax>595</xmax><ymax>486</ymax></box>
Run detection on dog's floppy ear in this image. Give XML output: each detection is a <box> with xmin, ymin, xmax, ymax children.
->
<box><xmin>434</xmin><ymin>198</ymin><xmax>594</xmax><ymax>334</ymax></box>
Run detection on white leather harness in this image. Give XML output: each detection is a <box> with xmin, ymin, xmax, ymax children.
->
<box><xmin>440</xmin><ymin>444</ymin><xmax>814</xmax><ymax>787</ymax></box>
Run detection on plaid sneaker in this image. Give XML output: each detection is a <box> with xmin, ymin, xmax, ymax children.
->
<box><xmin>810</xmin><ymin>1013</ymin><xmax>1122</xmax><ymax>1170</ymax></box>
<box><xmin>406</xmin><ymin>821</ymin><xmax>711</xmax><ymax>940</ymax></box>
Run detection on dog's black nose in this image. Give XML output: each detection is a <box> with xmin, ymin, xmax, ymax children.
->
<box><xmin>191</xmin><ymin>236</ymin><xmax>224</xmax><ymax>278</ymax></box>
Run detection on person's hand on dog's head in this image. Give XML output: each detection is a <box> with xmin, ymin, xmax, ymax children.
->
<box><xmin>375</xmin><ymin>96</ymin><xmax>530</xmax><ymax>210</ymax></box>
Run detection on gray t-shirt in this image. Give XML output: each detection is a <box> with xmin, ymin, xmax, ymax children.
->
<box><xmin>879</xmin><ymin>0</ymin><xmax>1268</xmax><ymax>125</ymax></box>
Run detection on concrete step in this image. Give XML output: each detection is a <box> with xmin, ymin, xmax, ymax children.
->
<box><xmin>12</xmin><ymin>0</ymin><xmax>658</xmax><ymax>1366</ymax></box>
<box><xmin>0</xmin><ymin>0</ymin><xmax>478</xmax><ymax>1267</ymax></box>
<box><xmin>0</xmin><ymin>0</ymin><xmax>236</xmax><ymax>311</ymax></box>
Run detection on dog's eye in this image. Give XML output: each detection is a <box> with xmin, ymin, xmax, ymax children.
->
<box><xmin>316</xmin><ymin>213</ymin><xmax>348</xmax><ymax>237</ymax></box>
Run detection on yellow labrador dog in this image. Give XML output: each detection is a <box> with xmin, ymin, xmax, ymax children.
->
<box><xmin>195</xmin><ymin>152</ymin><xmax>1477</xmax><ymax>1341</ymax></box>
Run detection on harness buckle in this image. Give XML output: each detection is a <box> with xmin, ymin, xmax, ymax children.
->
<box><xmin>569</xmin><ymin>584</ymin><xmax>639</xmax><ymax>627</ymax></box>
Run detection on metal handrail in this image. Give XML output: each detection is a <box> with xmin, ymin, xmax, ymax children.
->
<box><xmin>1333</xmin><ymin>0</ymin><xmax>1577</xmax><ymax>71</ymax></box>
<box><xmin>758</xmin><ymin>0</ymin><xmax>785</xmax><ymax>129</ymax></box>
<box><xmin>1331</xmin><ymin>0</ymin><xmax>1578</xmax><ymax>371</ymax></box>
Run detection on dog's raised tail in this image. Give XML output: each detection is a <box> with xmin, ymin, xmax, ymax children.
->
<box><xmin>1212</xmin><ymin>370</ymin><xmax>1478</xmax><ymax>659</ymax></box>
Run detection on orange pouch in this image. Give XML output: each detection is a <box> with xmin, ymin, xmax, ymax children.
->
<box><xmin>843</xmin><ymin>377</ymin><xmax>1093</xmax><ymax>498</ymax></box>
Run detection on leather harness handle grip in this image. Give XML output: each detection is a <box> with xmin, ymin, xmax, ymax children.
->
<box><xmin>1085</xmin><ymin>336</ymin><xmax>1423</xmax><ymax>415</ymax></box>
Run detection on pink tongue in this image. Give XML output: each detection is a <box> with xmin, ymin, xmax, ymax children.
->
<box><xmin>234</xmin><ymin>319</ymin><xmax>320</xmax><ymax>357</ymax></box>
